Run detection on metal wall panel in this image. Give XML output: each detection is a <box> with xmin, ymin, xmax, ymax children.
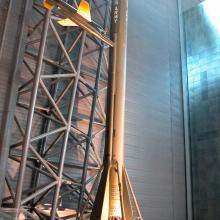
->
<box><xmin>124</xmin><ymin>1</ymin><xmax>186</xmax><ymax>219</ymax></box>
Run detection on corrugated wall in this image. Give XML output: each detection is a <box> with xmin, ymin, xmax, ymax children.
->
<box><xmin>124</xmin><ymin>0</ymin><xmax>187</xmax><ymax>219</ymax></box>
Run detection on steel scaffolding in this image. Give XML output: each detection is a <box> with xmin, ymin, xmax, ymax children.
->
<box><xmin>1</xmin><ymin>0</ymin><xmax>113</xmax><ymax>219</ymax></box>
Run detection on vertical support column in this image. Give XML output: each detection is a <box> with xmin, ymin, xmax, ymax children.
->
<box><xmin>76</xmin><ymin>2</ymin><xmax>110</xmax><ymax>218</ymax></box>
<box><xmin>30</xmin><ymin>26</ymin><xmax>70</xmax><ymax>208</ymax></box>
<box><xmin>50</xmin><ymin>30</ymin><xmax>87</xmax><ymax>220</ymax></box>
<box><xmin>177</xmin><ymin>0</ymin><xmax>193</xmax><ymax>219</ymax></box>
<box><xmin>14</xmin><ymin>10</ymin><xmax>51</xmax><ymax>214</ymax></box>
<box><xmin>77</xmin><ymin>43</ymin><xmax>104</xmax><ymax>219</ymax></box>
<box><xmin>0</xmin><ymin>0</ymin><xmax>31</xmax><ymax>203</ymax></box>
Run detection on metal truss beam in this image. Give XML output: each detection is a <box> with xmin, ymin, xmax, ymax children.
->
<box><xmin>1</xmin><ymin>0</ymin><xmax>112</xmax><ymax>219</ymax></box>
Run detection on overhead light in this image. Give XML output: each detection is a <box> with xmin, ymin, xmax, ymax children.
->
<box><xmin>57</xmin><ymin>0</ymin><xmax>92</xmax><ymax>27</ymax></box>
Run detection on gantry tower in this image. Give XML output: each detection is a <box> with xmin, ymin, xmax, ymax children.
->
<box><xmin>1</xmin><ymin>0</ymin><xmax>112</xmax><ymax>219</ymax></box>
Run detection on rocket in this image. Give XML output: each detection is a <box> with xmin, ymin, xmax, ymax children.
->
<box><xmin>91</xmin><ymin>0</ymin><xmax>142</xmax><ymax>219</ymax></box>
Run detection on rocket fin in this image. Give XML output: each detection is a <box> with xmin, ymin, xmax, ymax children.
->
<box><xmin>124</xmin><ymin>168</ymin><xmax>143</xmax><ymax>220</ymax></box>
<box><xmin>77</xmin><ymin>0</ymin><xmax>92</xmax><ymax>22</ymax></box>
<box><xmin>122</xmin><ymin>168</ymin><xmax>134</xmax><ymax>220</ymax></box>
<box><xmin>90</xmin><ymin>166</ymin><xmax>110</xmax><ymax>220</ymax></box>
<box><xmin>43</xmin><ymin>0</ymin><xmax>54</xmax><ymax>10</ymax></box>
<box><xmin>57</xmin><ymin>18</ymin><xmax>78</xmax><ymax>27</ymax></box>
<box><xmin>58</xmin><ymin>0</ymin><xmax>91</xmax><ymax>26</ymax></box>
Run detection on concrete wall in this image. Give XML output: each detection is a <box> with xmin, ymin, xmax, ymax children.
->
<box><xmin>184</xmin><ymin>1</ymin><xmax>220</xmax><ymax>219</ymax></box>
<box><xmin>124</xmin><ymin>1</ymin><xmax>187</xmax><ymax>219</ymax></box>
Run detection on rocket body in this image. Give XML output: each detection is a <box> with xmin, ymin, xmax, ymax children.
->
<box><xmin>108</xmin><ymin>0</ymin><xmax>128</xmax><ymax>218</ymax></box>
<box><xmin>91</xmin><ymin>0</ymin><xmax>133</xmax><ymax>219</ymax></box>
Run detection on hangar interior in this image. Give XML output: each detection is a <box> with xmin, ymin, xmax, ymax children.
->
<box><xmin>0</xmin><ymin>0</ymin><xmax>219</xmax><ymax>219</ymax></box>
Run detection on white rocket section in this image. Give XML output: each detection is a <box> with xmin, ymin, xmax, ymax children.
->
<box><xmin>91</xmin><ymin>0</ymin><xmax>142</xmax><ymax>219</ymax></box>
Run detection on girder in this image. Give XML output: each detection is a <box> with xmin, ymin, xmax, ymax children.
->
<box><xmin>1</xmin><ymin>0</ymin><xmax>112</xmax><ymax>219</ymax></box>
